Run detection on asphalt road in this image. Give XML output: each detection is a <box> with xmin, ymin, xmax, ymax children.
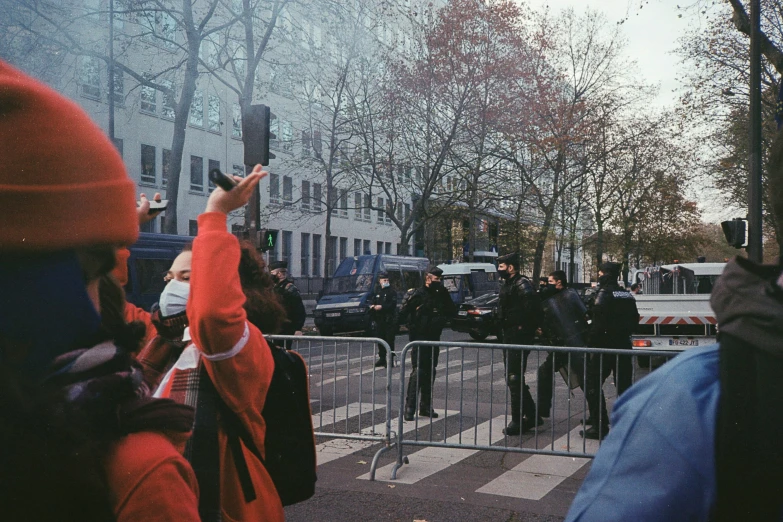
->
<box><xmin>280</xmin><ymin>329</ymin><xmax>657</xmax><ymax>522</ymax></box>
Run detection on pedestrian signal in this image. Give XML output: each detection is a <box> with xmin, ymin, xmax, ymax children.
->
<box><xmin>259</xmin><ymin>229</ymin><xmax>278</xmax><ymax>252</ymax></box>
<box><xmin>721</xmin><ymin>218</ymin><xmax>748</xmax><ymax>249</ymax></box>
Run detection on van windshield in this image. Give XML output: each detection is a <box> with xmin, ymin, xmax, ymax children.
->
<box><xmin>324</xmin><ymin>256</ymin><xmax>377</xmax><ymax>295</ymax></box>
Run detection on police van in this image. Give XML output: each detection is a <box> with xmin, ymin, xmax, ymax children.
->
<box><xmin>314</xmin><ymin>254</ymin><xmax>430</xmax><ymax>336</ymax></box>
<box><xmin>437</xmin><ymin>262</ymin><xmax>500</xmax><ymax>306</ymax></box>
<box><xmin>124</xmin><ymin>232</ymin><xmax>194</xmax><ymax>311</ymax></box>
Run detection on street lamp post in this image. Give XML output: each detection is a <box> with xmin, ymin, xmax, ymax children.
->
<box><xmin>748</xmin><ymin>0</ymin><xmax>763</xmax><ymax>262</ymax></box>
<box><xmin>108</xmin><ymin>0</ymin><xmax>115</xmax><ymax>142</ymax></box>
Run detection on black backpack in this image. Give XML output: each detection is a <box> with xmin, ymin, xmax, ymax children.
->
<box><xmin>217</xmin><ymin>344</ymin><xmax>317</xmax><ymax>507</ymax></box>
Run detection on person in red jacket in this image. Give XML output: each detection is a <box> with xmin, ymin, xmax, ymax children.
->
<box><xmin>155</xmin><ymin>166</ymin><xmax>288</xmax><ymax>521</ymax></box>
<box><xmin>0</xmin><ymin>60</ymin><xmax>200</xmax><ymax>521</ymax></box>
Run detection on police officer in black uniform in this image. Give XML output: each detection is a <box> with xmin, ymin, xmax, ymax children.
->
<box><xmin>399</xmin><ymin>266</ymin><xmax>457</xmax><ymax>421</ymax></box>
<box><xmin>370</xmin><ymin>272</ymin><xmax>397</xmax><ymax>368</ymax></box>
<box><xmin>270</xmin><ymin>260</ymin><xmax>306</xmax><ymax>349</ymax></box>
<box><xmin>582</xmin><ymin>261</ymin><xmax>640</xmax><ymax>439</ymax></box>
<box><xmin>497</xmin><ymin>253</ymin><xmax>542</xmax><ymax>435</ymax></box>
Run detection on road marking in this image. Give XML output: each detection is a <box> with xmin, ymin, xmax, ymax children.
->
<box><xmin>311</xmin><ymin>402</ymin><xmax>384</xmax><ymax>431</ymax></box>
<box><xmin>437</xmin><ymin>361</ymin><xmax>505</xmax><ymax>384</ymax></box>
<box><xmin>475</xmin><ymin>426</ymin><xmax>599</xmax><ymax>500</ymax></box>
<box><xmin>318</xmin><ymin>409</ymin><xmax>461</xmax><ymax>466</ymax></box>
<box><xmin>365</xmin><ymin>415</ymin><xmax>509</xmax><ymax>483</ymax></box>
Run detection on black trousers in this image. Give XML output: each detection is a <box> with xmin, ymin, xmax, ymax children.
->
<box><xmin>373</xmin><ymin>319</ymin><xmax>396</xmax><ymax>360</ymax></box>
<box><xmin>405</xmin><ymin>331</ymin><xmax>441</xmax><ymax>412</ymax></box>
<box><xmin>585</xmin><ymin>341</ymin><xmax>633</xmax><ymax>426</ymax></box>
<box><xmin>537</xmin><ymin>350</ymin><xmax>586</xmax><ymax>417</ymax></box>
<box><xmin>502</xmin><ymin>329</ymin><xmax>538</xmax><ymax>422</ymax></box>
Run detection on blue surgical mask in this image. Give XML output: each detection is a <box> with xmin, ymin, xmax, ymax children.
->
<box><xmin>381</xmin><ymin>282</ymin><xmax>390</xmax><ymax>288</ymax></box>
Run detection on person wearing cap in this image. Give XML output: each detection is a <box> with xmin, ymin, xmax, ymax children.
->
<box><xmin>270</xmin><ymin>260</ymin><xmax>306</xmax><ymax>349</ymax></box>
<box><xmin>398</xmin><ymin>266</ymin><xmax>457</xmax><ymax>420</ymax></box>
<box><xmin>0</xmin><ymin>61</ymin><xmax>199</xmax><ymax>520</ymax></box>
<box><xmin>581</xmin><ymin>261</ymin><xmax>639</xmax><ymax>440</ymax></box>
<box><xmin>370</xmin><ymin>272</ymin><xmax>398</xmax><ymax>368</ymax></box>
<box><xmin>496</xmin><ymin>252</ymin><xmax>542</xmax><ymax>435</ymax></box>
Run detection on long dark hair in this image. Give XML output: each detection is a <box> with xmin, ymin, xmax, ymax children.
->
<box><xmin>237</xmin><ymin>241</ymin><xmax>287</xmax><ymax>335</ymax></box>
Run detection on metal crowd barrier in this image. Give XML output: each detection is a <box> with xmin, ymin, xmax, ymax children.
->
<box><xmin>390</xmin><ymin>340</ymin><xmax>682</xmax><ymax>480</ymax></box>
<box><xmin>266</xmin><ymin>335</ymin><xmax>394</xmax><ymax>476</ymax></box>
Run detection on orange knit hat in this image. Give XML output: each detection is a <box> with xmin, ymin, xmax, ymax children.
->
<box><xmin>0</xmin><ymin>60</ymin><xmax>138</xmax><ymax>252</ymax></box>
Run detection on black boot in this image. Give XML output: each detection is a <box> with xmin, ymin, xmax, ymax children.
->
<box><xmin>580</xmin><ymin>425</ymin><xmax>609</xmax><ymax>440</ymax></box>
<box><xmin>504</xmin><ymin>386</ymin><xmax>522</xmax><ymax>435</ymax></box>
<box><xmin>419</xmin><ymin>369</ymin><xmax>438</xmax><ymax>418</ymax></box>
<box><xmin>404</xmin><ymin>372</ymin><xmax>418</xmax><ymax>421</ymax></box>
<box><xmin>374</xmin><ymin>358</ymin><xmax>387</xmax><ymax>368</ymax></box>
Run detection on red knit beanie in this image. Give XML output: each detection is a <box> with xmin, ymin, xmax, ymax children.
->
<box><xmin>0</xmin><ymin>60</ymin><xmax>138</xmax><ymax>252</ymax></box>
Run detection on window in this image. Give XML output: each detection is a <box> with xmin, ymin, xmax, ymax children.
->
<box><xmin>327</xmin><ymin>236</ymin><xmax>337</xmax><ymax>275</ymax></box>
<box><xmin>270</xmin><ymin>116</ymin><xmax>279</xmax><ymax>148</ymax></box>
<box><xmin>141</xmin><ymin>75</ymin><xmax>156</xmax><ymax>113</ymax></box>
<box><xmin>81</xmin><ymin>56</ymin><xmax>101</xmax><ymax>98</ymax></box>
<box><xmin>363</xmin><ymin>240</ymin><xmax>370</xmax><ymax>256</ymax></box>
<box><xmin>269</xmin><ymin>173</ymin><xmax>280</xmax><ymax>204</ymax></box>
<box><xmin>354</xmin><ymin>192</ymin><xmax>362</xmax><ymax>219</ymax></box>
<box><xmin>208</xmin><ymin>159</ymin><xmax>220</xmax><ymax>192</ymax></box>
<box><xmin>377</xmin><ymin>197</ymin><xmax>384</xmax><ymax>224</ymax></box>
<box><xmin>140</xmin><ymin>144</ymin><xmax>156</xmax><ymax>184</ymax></box>
<box><xmin>385</xmin><ymin>242</ymin><xmax>392</xmax><ymax>254</ymax></box>
<box><xmin>112</xmin><ymin>70</ymin><xmax>124</xmax><ymax>105</ymax></box>
<box><xmin>190</xmin><ymin>90</ymin><xmax>203</xmax><ymax>126</ymax></box>
<box><xmin>301</xmin><ymin>180</ymin><xmax>310</xmax><ymax>210</ymax></box>
<box><xmin>161</xmin><ymin>79</ymin><xmax>175</xmax><ymax>119</ymax></box>
<box><xmin>353</xmin><ymin>239</ymin><xmax>361</xmax><ymax>257</ymax></box>
<box><xmin>339</xmin><ymin>189</ymin><xmax>348</xmax><ymax>217</ymax></box>
<box><xmin>159</xmin><ymin>12</ymin><xmax>176</xmax><ymax>47</ymax></box>
<box><xmin>283</xmin><ymin>231</ymin><xmax>292</xmax><ymax>269</ymax></box>
<box><xmin>313</xmin><ymin>234</ymin><xmax>322</xmax><ymax>276</ymax></box>
<box><xmin>282</xmin><ymin>120</ymin><xmax>293</xmax><ymax>151</ymax></box>
<box><xmin>313</xmin><ymin>183</ymin><xmax>322</xmax><ymax>211</ymax></box>
<box><xmin>283</xmin><ymin>175</ymin><xmax>292</xmax><ymax>206</ymax></box>
<box><xmin>377</xmin><ymin>241</ymin><xmax>383</xmax><ymax>255</ymax></box>
<box><xmin>301</xmin><ymin>129</ymin><xmax>311</xmax><ymax>157</ymax></box>
<box><xmin>208</xmin><ymin>94</ymin><xmax>220</xmax><ymax>132</ymax></box>
<box><xmin>385</xmin><ymin>200</ymin><xmax>393</xmax><ymax>224</ymax></box>
<box><xmin>364</xmin><ymin>194</ymin><xmax>371</xmax><ymax>221</ymax></box>
<box><xmin>313</xmin><ymin>129</ymin><xmax>322</xmax><ymax>157</ymax></box>
<box><xmin>232</xmin><ymin>103</ymin><xmax>242</xmax><ymax>138</ymax></box>
<box><xmin>396</xmin><ymin>202</ymin><xmax>403</xmax><ymax>222</ymax></box>
<box><xmin>190</xmin><ymin>155</ymin><xmax>203</xmax><ymax>191</ymax></box>
<box><xmin>162</xmin><ymin>149</ymin><xmax>170</xmax><ymax>186</ymax></box>
<box><xmin>189</xmin><ymin>219</ymin><xmax>198</xmax><ymax>236</ymax></box>
<box><xmin>301</xmin><ymin>233</ymin><xmax>310</xmax><ymax>276</ymax></box>
<box><xmin>339</xmin><ymin>237</ymin><xmax>348</xmax><ymax>262</ymax></box>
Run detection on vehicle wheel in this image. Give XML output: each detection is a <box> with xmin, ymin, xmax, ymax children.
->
<box><xmin>318</xmin><ymin>327</ymin><xmax>333</xmax><ymax>337</ymax></box>
<box><xmin>635</xmin><ymin>355</ymin><xmax>650</xmax><ymax>368</ymax></box>
<box><xmin>469</xmin><ymin>330</ymin><xmax>489</xmax><ymax>341</ymax></box>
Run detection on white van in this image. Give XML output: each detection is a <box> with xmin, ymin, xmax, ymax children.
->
<box><xmin>437</xmin><ymin>262</ymin><xmax>500</xmax><ymax>306</ymax></box>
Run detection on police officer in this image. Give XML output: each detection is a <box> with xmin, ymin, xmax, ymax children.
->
<box><xmin>399</xmin><ymin>266</ymin><xmax>456</xmax><ymax>421</ymax></box>
<box><xmin>582</xmin><ymin>261</ymin><xmax>640</xmax><ymax>439</ymax></box>
<box><xmin>537</xmin><ymin>270</ymin><xmax>588</xmax><ymax>419</ymax></box>
<box><xmin>370</xmin><ymin>272</ymin><xmax>397</xmax><ymax>368</ymax></box>
<box><xmin>497</xmin><ymin>253</ymin><xmax>542</xmax><ymax>435</ymax></box>
<box><xmin>270</xmin><ymin>260</ymin><xmax>306</xmax><ymax>349</ymax></box>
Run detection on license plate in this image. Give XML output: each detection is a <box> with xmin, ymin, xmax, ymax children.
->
<box><xmin>458</xmin><ymin>311</ymin><xmax>467</xmax><ymax>316</ymax></box>
<box><xmin>326</xmin><ymin>312</ymin><xmax>340</xmax><ymax>318</ymax></box>
<box><xmin>669</xmin><ymin>339</ymin><xmax>698</xmax><ymax>346</ymax></box>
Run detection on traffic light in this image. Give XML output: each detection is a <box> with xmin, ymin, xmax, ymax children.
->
<box><xmin>721</xmin><ymin>218</ymin><xmax>749</xmax><ymax>249</ymax></box>
<box><xmin>259</xmin><ymin>229</ymin><xmax>277</xmax><ymax>252</ymax></box>
<box><xmin>243</xmin><ymin>104</ymin><xmax>276</xmax><ymax>166</ymax></box>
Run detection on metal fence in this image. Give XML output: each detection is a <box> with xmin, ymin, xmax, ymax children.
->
<box><xmin>390</xmin><ymin>341</ymin><xmax>682</xmax><ymax>481</ymax></box>
<box><xmin>266</xmin><ymin>335</ymin><xmax>395</xmax><ymax>472</ymax></box>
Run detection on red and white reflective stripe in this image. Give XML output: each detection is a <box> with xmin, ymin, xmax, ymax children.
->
<box><xmin>639</xmin><ymin>316</ymin><xmax>717</xmax><ymax>325</ymax></box>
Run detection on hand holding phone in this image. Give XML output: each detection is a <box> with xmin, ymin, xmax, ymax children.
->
<box><xmin>209</xmin><ymin>168</ymin><xmax>238</xmax><ymax>192</ymax></box>
<box><xmin>137</xmin><ymin>199</ymin><xmax>169</xmax><ymax>214</ymax></box>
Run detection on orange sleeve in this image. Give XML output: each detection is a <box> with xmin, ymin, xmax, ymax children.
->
<box><xmin>107</xmin><ymin>432</ymin><xmax>200</xmax><ymax>522</ymax></box>
<box><xmin>188</xmin><ymin>212</ymin><xmax>274</xmax><ymax>445</ymax></box>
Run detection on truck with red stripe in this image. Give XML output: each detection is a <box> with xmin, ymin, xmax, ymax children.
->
<box><xmin>629</xmin><ymin>262</ymin><xmax>726</xmax><ymax>352</ymax></box>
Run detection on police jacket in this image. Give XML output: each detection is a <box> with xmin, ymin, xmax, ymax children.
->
<box><xmin>587</xmin><ymin>276</ymin><xmax>639</xmax><ymax>347</ymax></box>
<box><xmin>274</xmin><ymin>278</ymin><xmax>306</xmax><ymax>333</ymax></box>
<box><xmin>399</xmin><ymin>284</ymin><xmax>456</xmax><ymax>334</ymax></box>
<box><xmin>497</xmin><ymin>273</ymin><xmax>539</xmax><ymax>336</ymax></box>
<box><xmin>370</xmin><ymin>286</ymin><xmax>397</xmax><ymax>323</ymax></box>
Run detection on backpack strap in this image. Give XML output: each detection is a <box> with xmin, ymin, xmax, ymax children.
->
<box><xmin>216</xmin><ymin>393</ymin><xmax>264</xmax><ymax>503</ymax></box>
<box><xmin>715</xmin><ymin>334</ymin><xmax>783</xmax><ymax>521</ymax></box>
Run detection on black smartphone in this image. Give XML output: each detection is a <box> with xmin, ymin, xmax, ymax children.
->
<box><xmin>209</xmin><ymin>168</ymin><xmax>238</xmax><ymax>191</ymax></box>
<box><xmin>137</xmin><ymin>199</ymin><xmax>169</xmax><ymax>214</ymax></box>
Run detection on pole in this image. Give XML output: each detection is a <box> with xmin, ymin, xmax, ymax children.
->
<box><xmin>748</xmin><ymin>0</ymin><xmax>763</xmax><ymax>262</ymax></box>
<box><xmin>108</xmin><ymin>0</ymin><xmax>115</xmax><ymax>142</ymax></box>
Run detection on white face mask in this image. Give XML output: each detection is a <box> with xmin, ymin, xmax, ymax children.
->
<box><xmin>159</xmin><ymin>278</ymin><xmax>190</xmax><ymax>318</ymax></box>
<box><xmin>381</xmin><ymin>282</ymin><xmax>390</xmax><ymax>288</ymax></box>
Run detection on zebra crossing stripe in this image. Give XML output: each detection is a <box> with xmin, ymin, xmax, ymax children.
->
<box><xmin>312</xmin><ymin>402</ymin><xmax>384</xmax><ymax>431</ymax></box>
<box><xmin>475</xmin><ymin>426</ymin><xmax>600</xmax><ymax>500</ymax></box>
<box><xmin>363</xmin><ymin>415</ymin><xmax>509</xmax><ymax>484</ymax></box>
<box><xmin>318</xmin><ymin>409</ymin><xmax>461</xmax><ymax>466</ymax></box>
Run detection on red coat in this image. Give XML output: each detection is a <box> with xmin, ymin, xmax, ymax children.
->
<box><xmin>105</xmin><ymin>431</ymin><xmax>200</xmax><ymax>521</ymax></box>
<box><xmin>182</xmin><ymin>211</ymin><xmax>284</xmax><ymax>522</ymax></box>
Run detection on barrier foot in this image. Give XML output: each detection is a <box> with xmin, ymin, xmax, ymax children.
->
<box><xmin>369</xmin><ymin>442</ymin><xmax>396</xmax><ymax>481</ymax></box>
<box><xmin>391</xmin><ymin>455</ymin><xmax>409</xmax><ymax>480</ymax></box>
